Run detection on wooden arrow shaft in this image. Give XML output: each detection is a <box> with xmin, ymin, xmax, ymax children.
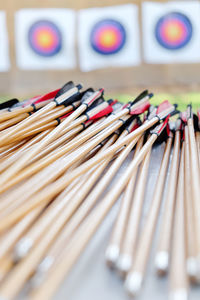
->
<box><xmin>125</xmin><ymin>135</ymin><xmax>172</xmax><ymax>290</ymax></box>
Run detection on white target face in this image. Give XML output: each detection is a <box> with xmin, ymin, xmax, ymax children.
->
<box><xmin>15</xmin><ymin>9</ymin><xmax>76</xmax><ymax>70</ymax></box>
<box><xmin>0</xmin><ymin>11</ymin><xmax>10</xmax><ymax>72</ymax></box>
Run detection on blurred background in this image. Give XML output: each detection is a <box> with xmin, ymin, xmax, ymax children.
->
<box><xmin>0</xmin><ymin>0</ymin><xmax>200</xmax><ymax>110</ymax></box>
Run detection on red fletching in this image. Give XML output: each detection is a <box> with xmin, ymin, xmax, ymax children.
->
<box><xmin>182</xmin><ymin>128</ymin><xmax>185</xmax><ymax>141</ymax></box>
<box><xmin>156</xmin><ymin>100</ymin><xmax>172</xmax><ymax>114</ymax></box>
<box><xmin>89</xmin><ymin>105</ymin><xmax>113</xmax><ymax>120</ymax></box>
<box><xmin>157</xmin><ymin>115</ymin><xmax>170</xmax><ymax>135</ymax></box>
<box><xmin>166</xmin><ymin>123</ymin><xmax>170</xmax><ymax>137</ymax></box>
<box><xmin>34</xmin><ymin>88</ymin><xmax>60</xmax><ymax>104</ymax></box>
<box><xmin>198</xmin><ymin>109</ymin><xmax>200</xmax><ymax>121</ymax></box>
<box><xmin>130</xmin><ymin>101</ymin><xmax>150</xmax><ymax>115</ymax></box>
<box><xmin>130</xmin><ymin>123</ymin><xmax>140</xmax><ymax>133</ymax></box>
<box><xmin>85</xmin><ymin>120</ymin><xmax>93</xmax><ymax>125</ymax></box>
<box><xmin>59</xmin><ymin>111</ymin><xmax>73</xmax><ymax>119</ymax></box>
<box><xmin>110</xmin><ymin>99</ymin><xmax>118</xmax><ymax>106</ymax></box>
<box><xmin>22</xmin><ymin>95</ymin><xmax>41</xmax><ymax>107</ymax></box>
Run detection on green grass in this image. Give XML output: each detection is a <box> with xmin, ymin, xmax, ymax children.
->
<box><xmin>110</xmin><ymin>93</ymin><xmax>200</xmax><ymax>112</ymax></box>
<box><xmin>0</xmin><ymin>96</ymin><xmax>14</xmax><ymax>102</ymax></box>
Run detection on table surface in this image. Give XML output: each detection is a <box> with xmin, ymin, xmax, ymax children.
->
<box><xmin>51</xmin><ymin>143</ymin><xmax>200</xmax><ymax>300</ymax></box>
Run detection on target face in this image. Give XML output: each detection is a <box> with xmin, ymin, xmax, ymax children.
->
<box><xmin>28</xmin><ymin>20</ymin><xmax>62</xmax><ymax>57</ymax></box>
<box><xmin>0</xmin><ymin>11</ymin><xmax>10</xmax><ymax>71</ymax></box>
<box><xmin>155</xmin><ymin>12</ymin><xmax>193</xmax><ymax>50</ymax></box>
<box><xmin>90</xmin><ymin>19</ymin><xmax>126</xmax><ymax>55</ymax></box>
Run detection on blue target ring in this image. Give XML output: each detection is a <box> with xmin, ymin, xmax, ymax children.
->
<box><xmin>155</xmin><ymin>12</ymin><xmax>193</xmax><ymax>50</ymax></box>
<box><xmin>28</xmin><ymin>20</ymin><xmax>62</xmax><ymax>57</ymax></box>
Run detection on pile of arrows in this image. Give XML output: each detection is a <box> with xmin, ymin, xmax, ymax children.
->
<box><xmin>0</xmin><ymin>81</ymin><xmax>199</xmax><ymax>300</ymax></box>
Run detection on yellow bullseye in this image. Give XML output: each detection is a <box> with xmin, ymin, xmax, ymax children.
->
<box><xmin>36</xmin><ymin>31</ymin><xmax>55</xmax><ymax>48</ymax></box>
<box><xmin>164</xmin><ymin>23</ymin><xmax>184</xmax><ymax>42</ymax></box>
<box><xmin>100</xmin><ymin>30</ymin><xmax>118</xmax><ymax>47</ymax></box>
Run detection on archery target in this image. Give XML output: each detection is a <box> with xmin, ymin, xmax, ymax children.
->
<box><xmin>90</xmin><ymin>19</ymin><xmax>126</xmax><ymax>55</ymax></box>
<box><xmin>28</xmin><ymin>20</ymin><xmax>62</xmax><ymax>57</ymax></box>
<box><xmin>78</xmin><ymin>5</ymin><xmax>140</xmax><ymax>72</ymax></box>
<box><xmin>142</xmin><ymin>1</ymin><xmax>200</xmax><ymax>64</ymax></box>
<box><xmin>0</xmin><ymin>11</ymin><xmax>10</xmax><ymax>71</ymax></box>
<box><xmin>155</xmin><ymin>12</ymin><xmax>193</xmax><ymax>50</ymax></box>
<box><xmin>15</xmin><ymin>9</ymin><xmax>76</xmax><ymax>70</ymax></box>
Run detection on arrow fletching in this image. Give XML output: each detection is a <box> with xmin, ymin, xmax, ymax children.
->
<box><xmin>180</xmin><ymin>111</ymin><xmax>187</xmax><ymax>124</ymax></box>
<box><xmin>157</xmin><ymin>101</ymin><xmax>176</xmax><ymax>120</ymax></box>
<box><xmin>156</xmin><ymin>100</ymin><xmax>172</xmax><ymax>114</ymax></box>
<box><xmin>129</xmin><ymin>92</ymin><xmax>153</xmax><ymax>114</ymax></box>
<box><xmin>34</xmin><ymin>88</ymin><xmax>60</xmax><ymax>105</ymax></box>
<box><xmin>198</xmin><ymin>109</ymin><xmax>200</xmax><ymax>130</ymax></box>
<box><xmin>108</xmin><ymin>99</ymin><xmax>118</xmax><ymax>106</ymax></box>
<box><xmin>54</xmin><ymin>81</ymin><xmax>75</xmax><ymax>98</ymax></box>
<box><xmin>82</xmin><ymin>89</ymin><xmax>104</xmax><ymax>107</ymax></box>
<box><xmin>186</xmin><ymin>104</ymin><xmax>193</xmax><ymax>121</ymax></box>
<box><xmin>0</xmin><ymin>98</ymin><xmax>19</xmax><ymax>110</ymax></box>
<box><xmin>54</xmin><ymin>83</ymin><xmax>82</xmax><ymax>106</ymax></box>
<box><xmin>89</xmin><ymin>105</ymin><xmax>113</xmax><ymax>120</ymax></box>
<box><xmin>130</xmin><ymin>101</ymin><xmax>150</xmax><ymax>115</ymax></box>
<box><xmin>132</xmin><ymin>90</ymin><xmax>149</xmax><ymax>105</ymax></box>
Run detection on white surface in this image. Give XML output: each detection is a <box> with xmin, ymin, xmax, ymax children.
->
<box><xmin>78</xmin><ymin>4</ymin><xmax>141</xmax><ymax>72</ymax></box>
<box><xmin>53</xmin><ymin>144</ymin><xmax>200</xmax><ymax>300</ymax></box>
<box><xmin>142</xmin><ymin>1</ymin><xmax>200</xmax><ymax>64</ymax></box>
<box><xmin>15</xmin><ymin>9</ymin><xmax>76</xmax><ymax>70</ymax></box>
<box><xmin>0</xmin><ymin>11</ymin><xmax>10</xmax><ymax>72</ymax></box>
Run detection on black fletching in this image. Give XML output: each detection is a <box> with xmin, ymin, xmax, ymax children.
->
<box><xmin>132</xmin><ymin>90</ymin><xmax>149</xmax><ymax>105</ymax></box>
<box><xmin>80</xmin><ymin>89</ymin><xmax>94</xmax><ymax>103</ymax></box>
<box><xmin>79</xmin><ymin>88</ymin><xmax>94</xmax><ymax>99</ymax></box>
<box><xmin>81</xmin><ymin>89</ymin><xmax>104</xmax><ymax>107</ymax></box>
<box><xmin>107</xmin><ymin>99</ymin><xmax>114</xmax><ymax>105</ymax></box>
<box><xmin>193</xmin><ymin>114</ymin><xmax>199</xmax><ymax>131</ymax></box>
<box><xmin>155</xmin><ymin>126</ymin><xmax>170</xmax><ymax>144</ymax></box>
<box><xmin>121</xmin><ymin>115</ymin><xmax>138</xmax><ymax>131</ymax></box>
<box><xmin>54</xmin><ymin>83</ymin><xmax>83</xmax><ymax>106</ymax></box>
<box><xmin>187</xmin><ymin>104</ymin><xmax>193</xmax><ymax>120</ymax></box>
<box><xmin>77</xmin><ymin>88</ymin><xmax>95</xmax><ymax>110</ymax></box>
<box><xmin>86</xmin><ymin>100</ymin><xmax>105</xmax><ymax>113</ymax></box>
<box><xmin>0</xmin><ymin>98</ymin><xmax>19</xmax><ymax>110</ymax></box>
<box><xmin>62</xmin><ymin>89</ymin><xmax>82</xmax><ymax>106</ymax></box>
<box><xmin>54</xmin><ymin>81</ymin><xmax>75</xmax><ymax>99</ymax></box>
<box><xmin>147</xmin><ymin>125</ymin><xmax>169</xmax><ymax>144</ymax></box>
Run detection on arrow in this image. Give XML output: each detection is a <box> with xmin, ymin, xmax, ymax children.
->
<box><xmin>169</xmin><ymin>140</ymin><xmax>188</xmax><ymax>300</ymax></box>
<box><xmin>0</xmin><ymin>96</ymin><xmax>150</xmax><ymax>194</ymax></box>
<box><xmin>125</xmin><ymin>131</ymin><xmax>173</xmax><ymax>295</ymax></box>
<box><xmin>0</xmin><ymin>88</ymin><xmax>103</xmax><ymax>186</ymax></box>
<box><xmin>25</xmin><ymin>118</ymin><xmax>169</xmax><ymax>300</ymax></box>
<box><xmin>186</xmin><ymin>104</ymin><xmax>200</xmax><ymax>281</ymax></box>
<box><xmin>154</xmin><ymin>119</ymin><xmax>182</xmax><ymax>276</ymax></box>
<box><xmin>105</xmin><ymin>135</ymin><xmax>144</xmax><ymax>268</ymax></box>
<box><xmin>116</xmin><ymin>136</ymin><xmax>152</xmax><ymax>277</ymax></box>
